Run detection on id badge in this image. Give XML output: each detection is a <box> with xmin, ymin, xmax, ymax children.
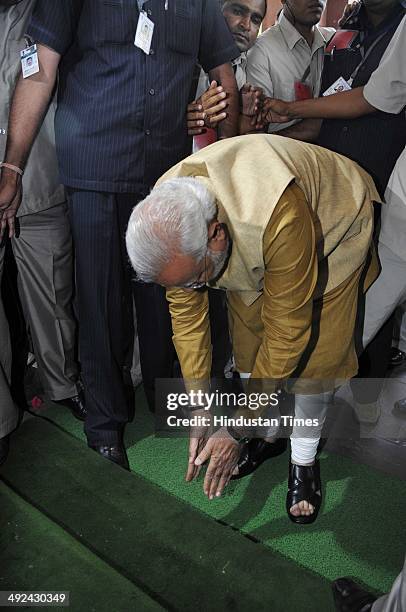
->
<box><xmin>134</xmin><ymin>11</ymin><xmax>154</xmax><ymax>55</ymax></box>
<box><xmin>294</xmin><ymin>80</ymin><xmax>312</xmax><ymax>101</ymax></box>
<box><xmin>20</xmin><ymin>44</ymin><xmax>40</xmax><ymax>78</ymax></box>
<box><xmin>322</xmin><ymin>76</ymin><xmax>352</xmax><ymax>97</ymax></box>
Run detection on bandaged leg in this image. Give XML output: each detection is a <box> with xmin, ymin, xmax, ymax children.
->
<box><xmin>289</xmin><ymin>391</ymin><xmax>332</xmax><ymax>516</ymax></box>
<box><xmin>290</xmin><ymin>391</ymin><xmax>332</xmax><ymax>462</ymax></box>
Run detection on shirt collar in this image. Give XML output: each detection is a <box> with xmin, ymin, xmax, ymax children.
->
<box><xmin>278</xmin><ymin>10</ymin><xmax>328</xmax><ymax>52</ymax></box>
<box><xmin>232</xmin><ymin>53</ymin><xmax>247</xmax><ymax>68</ymax></box>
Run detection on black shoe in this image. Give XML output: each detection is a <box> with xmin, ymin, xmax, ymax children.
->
<box><xmin>286</xmin><ymin>460</ymin><xmax>322</xmax><ymax>525</ymax></box>
<box><xmin>332</xmin><ymin>577</ymin><xmax>376</xmax><ymax>611</ymax></box>
<box><xmin>394</xmin><ymin>396</ymin><xmax>406</xmax><ymax>413</ymax></box>
<box><xmin>89</xmin><ymin>443</ymin><xmax>130</xmax><ymax>471</ymax></box>
<box><xmin>0</xmin><ymin>435</ymin><xmax>10</xmax><ymax>467</ymax></box>
<box><xmin>389</xmin><ymin>348</ymin><xmax>406</xmax><ymax>367</ymax></box>
<box><xmin>231</xmin><ymin>437</ymin><xmax>287</xmax><ymax>480</ymax></box>
<box><xmin>55</xmin><ymin>390</ymin><xmax>87</xmax><ymax>421</ymax></box>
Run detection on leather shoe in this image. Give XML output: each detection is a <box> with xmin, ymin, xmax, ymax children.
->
<box><xmin>389</xmin><ymin>348</ymin><xmax>406</xmax><ymax>367</ymax></box>
<box><xmin>0</xmin><ymin>435</ymin><xmax>10</xmax><ymax>467</ymax></box>
<box><xmin>55</xmin><ymin>390</ymin><xmax>87</xmax><ymax>421</ymax></box>
<box><xmin>332</xmin><ymin>577</ymin><xmax>376</xmax><ymax>611</ymax></box>
<box><xmin>352</xmin><ymin>400</ymin><xmax>380</xmax><ymax>424</ymax></box>
<box><xmin>89</xmin><ymin>443</ymin><xmax>130</xmax><ymax>471</ymax></box>
<box><xmin>394</xmin><ymin>396</ymin><xmax>406</xmax><ymax>413</ymax></box>
<box><xmin>231</xmin><ymin>437</ymin><xmax>287</xmax><ymax>480</ymax></box>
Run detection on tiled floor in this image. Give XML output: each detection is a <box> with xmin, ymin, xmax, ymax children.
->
<box><xmin>326</xmin><ymin>364</ymin><xmax>406</xmax><ymax>481</ymax></box>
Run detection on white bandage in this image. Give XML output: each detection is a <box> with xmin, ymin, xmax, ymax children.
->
<box><xmin>290</xmin><ymin>391</ymin><xmax>332</xmax><ymax>464</ymax></box>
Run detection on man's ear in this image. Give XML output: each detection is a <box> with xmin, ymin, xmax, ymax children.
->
<box><xmin>208</xmin><ymin>219</ymin><xmax>219</xmax><ymax>237</ymax></box>
<box><xmin>208</xmin><ymin>221</ymin><xmax>228</xmax><ymax>252</ymax></box>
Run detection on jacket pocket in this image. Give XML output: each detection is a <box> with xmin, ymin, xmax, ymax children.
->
<box><xmin>165</xmin><ymin>0</ymin><xmax>200</xmax><ymax>56</ymax></box>
<box><xmin>94</xmin><ymin>0</ymin><xmax>134</xmax><ymax>45</ymax></box>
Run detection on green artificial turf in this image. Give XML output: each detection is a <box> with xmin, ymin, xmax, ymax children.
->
<box><xmin>0</xmin><ymin>482</ymin><xmax>163</xmax><ymax>612</ymax></box>
<box><xmin>1</xmin><ymin>419</ymin><xmax>334</xmax><ymax>611</ymax></box>
<box><xmin>30</xmin><ymin>386</ymin><xmax>406</xmax><ymax>596</ymax></box>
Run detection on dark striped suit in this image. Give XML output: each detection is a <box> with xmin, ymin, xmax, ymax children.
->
<box><xmin>27</xmin><ymin>0</ymin><xmax>238</xmax><ymax>444</ymax></box>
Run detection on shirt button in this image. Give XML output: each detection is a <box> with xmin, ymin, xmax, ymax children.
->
<box><xmin>149</xmin><ymin>88</ymin><xmax>155</xmax><ymax>95</ymax></box>
<box><xmin>342</xmin><ymin>126</ymin><xmax>348</xmax><ymax>133</ymax></box>
<box><xmin>149</xmin><ymin>48</ymin><xmax>155</xmax><ymax>55</ymax></box>
<box><xmin>145</xmin><ymin>129</ymin><xmax>151</xmax><ymax>135</ymax></box>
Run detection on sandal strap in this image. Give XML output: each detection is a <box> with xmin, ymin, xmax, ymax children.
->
<box><xmin>287</xmin><ymin>461</ymin><xmax>321</xmax><ymax>507</ymax></box>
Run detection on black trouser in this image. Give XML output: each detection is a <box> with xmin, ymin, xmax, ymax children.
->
<box><xmin>135</xmin><ymin>284</ymin><xmax>231</xmax><ymax>409</ymax></box>
<box><xmin>69</xmin><ymin>190</ymin><xmax>137</xmax><ymax>444</ymax></box>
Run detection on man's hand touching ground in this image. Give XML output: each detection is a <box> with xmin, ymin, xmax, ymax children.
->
<box><xmin>194</xmin><ymin>427</ymin><xmax>240</xmax><ymax>499</ymax></box>
<box><xmin>186</xmin><ymin>409</ymin><xmax>213</xmax><ymax>482</ymax></box>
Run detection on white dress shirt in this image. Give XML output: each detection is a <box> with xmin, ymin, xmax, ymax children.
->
<box><xmin>246</xmin><ymin>11</ymin><xmax>334</xmax><ymax>132</ymax></box>
<box><xmin>364</xmin><ymin>16</ymin><xmax>406</xmax><ymax>260</ymax></box>
<box><xmin>195</xmin><ymin>53</ymin><xmax>247</xmax><ymax>101</ymax></box>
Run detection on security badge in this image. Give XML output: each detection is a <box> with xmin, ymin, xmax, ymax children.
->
<box><xmin>322</xmin><ymin>76</ymin><xmax>352</xmax><ymax>97</ymax></box>
<box><xmin>134</xmin><ymin>11</ymin><xmax>154</xmax><ymax>54</ymax></box>
<box><xmin>322</xmin><ymin>30</ymin><xmax>358</xmax><ymax>97</ymax></box>
<box><xmin>20</xmin><ymin>43</ymin><xmax>39</xmax><ymax>78</ymax></box>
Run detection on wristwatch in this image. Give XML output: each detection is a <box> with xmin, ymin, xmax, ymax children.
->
<box><xmin>226</xmin><ymin>425</ymin><xmax>250</xmax><ymax>445</ymax></box>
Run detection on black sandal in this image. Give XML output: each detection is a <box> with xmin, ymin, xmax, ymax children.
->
<box><xmin>286</xmin><ymin>460</ymin><xmax>322</xmax><ymax>524</ymax></box>
<box><xmin>231</xmin><ymin>438</ymin><xmax>287</xmax><ymax>480</ymax></box>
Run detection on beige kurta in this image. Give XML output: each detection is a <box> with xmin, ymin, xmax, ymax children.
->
<box><xmin>161</xmin><ymin>135</ymin><xmax>380</xmax><ymax>392</ymax></box>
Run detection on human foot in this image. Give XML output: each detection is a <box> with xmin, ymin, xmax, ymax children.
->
<box><xmin>286</xmin><ymin>460</ymin><xmax>322</xmax><ymax>524</ymax></box>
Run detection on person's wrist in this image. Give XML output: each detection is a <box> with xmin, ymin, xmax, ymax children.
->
<box><xmin>188</xmin><ymin>405</ymin><xmax>210</xmax><ymax>413</ymax></box>
<box><xmin>287</xmin><ymin>101</ymin><xmax>301</xmax><ymax>119</ymax></box>
<box><xmin>226</xmin><ymin>425</ymin><xmax>250</xmax><ymax>444</ymax></box>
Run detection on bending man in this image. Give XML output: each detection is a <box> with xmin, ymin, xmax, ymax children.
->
<box><xmin>126</xmin><ymin>134</ymin><xmax>379</xmax><ymax>524</ymax></box>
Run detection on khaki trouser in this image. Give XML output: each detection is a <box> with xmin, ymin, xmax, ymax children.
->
<box><xmin>12</xmin><ymin>204</ymin><xmax>78</xmax><ymax>401</ymax></box>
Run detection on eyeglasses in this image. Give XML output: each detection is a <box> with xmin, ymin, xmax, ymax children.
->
<box><xmin>181</xmin><ymin>224</ymin><xmax>220</xmax><ymax>289</ymax></box>
<box><xmin>182</xmin><ymin>252</ymin><xmax>208</xmax><ymax>289</ymax></box>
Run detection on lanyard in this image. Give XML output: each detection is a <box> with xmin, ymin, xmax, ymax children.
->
<box><xmin>137</xmin><ymin>0</ymin><xmax>169</xmax><ymax>11</ymax></box>
<box><xmin>348</xmin><ymin>30</ymin><xmax>387</xmax><ymax>86</ymax></box>
<box><xmin>348</xmin><ymin>12</ymin><xmax>404</xmax><ymax>85</ymax></box>
<box><xmin>300</xmin><ymin>65</ymin><xmax>311</xmax><ymax>83</ymax></box>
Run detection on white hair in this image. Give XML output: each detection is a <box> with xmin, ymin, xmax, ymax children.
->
<box><xmin>126</xmin><ymin>177</ymin><xmax>217</xmax><ymax>282</ymax></box>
